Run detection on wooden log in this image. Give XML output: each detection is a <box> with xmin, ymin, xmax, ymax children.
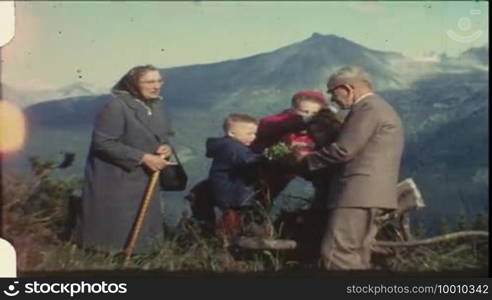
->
<box><xmin>441</xmin><ymin>244</ymin><xmax>472</xmax><ymax>258</ymax></box>
<box><xmin>375</xmin><ymin>231</ymin><xmax>489</xmax><ymax>248</ymax></box>
<box><xmin>237</xmin><ymin>231</ymin><xmax>489</xmax><ymax>251</ymax></box>
<box><xmin>236</xmin><ymin>237</ymin><xmax>297</xmax><ymax>250</ymax></box>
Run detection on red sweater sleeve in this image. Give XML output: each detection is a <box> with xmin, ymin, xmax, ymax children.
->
<box><xmin>251</xmin><ymin>109</ymin><xmax>305</xmax><ymax>152</ymax></box>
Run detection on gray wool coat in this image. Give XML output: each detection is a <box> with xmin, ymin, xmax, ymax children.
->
<box><xmin>74</xmin><ymin>89</ymin><xmax>174</xmax><ymax>254</ymax></box>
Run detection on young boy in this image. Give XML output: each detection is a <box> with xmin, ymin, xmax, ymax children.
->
<box><xmin>206</xmin><ymin>113</ymin><xmax>264</xmax><ymax>241</ymax></box>
<box><xmin>251</xmin><ymin>90</ymin><xmax>327</xmax><ymax>201</ymax></box>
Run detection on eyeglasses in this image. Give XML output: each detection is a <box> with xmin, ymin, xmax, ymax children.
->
<box><xmin>139</xmin><ymin>79</ymin><xmax>164</xmax><ymax>86</ymax></box>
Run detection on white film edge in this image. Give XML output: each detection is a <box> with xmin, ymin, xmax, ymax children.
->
<box><xmin>0</xmin><ymin>238</ymin><xmax>17</xmax><ymax>277</ymax></box>
<box><xmin>0</xmin><ymin>1</ymin><xmax>15</xmax><ymax>47</ymax></box>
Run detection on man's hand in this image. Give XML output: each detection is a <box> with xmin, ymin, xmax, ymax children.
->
<box><xmin>141</xmin><ymin>153</ymin><xmax>169</xmax><ymax>172</ymax></box>
<box><xmin>155</xmin><ymin>144</ymin><xmax>172</xmax><ymax>159</ymax></box>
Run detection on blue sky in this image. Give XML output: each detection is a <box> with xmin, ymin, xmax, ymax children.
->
<box><xmin>2</xmin><ymin>1</ymin><xmax>489</xmax><ymax>91</ymax></box>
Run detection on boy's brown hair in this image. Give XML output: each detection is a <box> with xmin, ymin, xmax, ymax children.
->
<box><xmin>223</xmin><ymin>113</ymin><xmax>259</xmax><ymax>133</ymax></box>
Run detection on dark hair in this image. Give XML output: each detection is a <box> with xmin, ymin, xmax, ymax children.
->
<box><xmin>307</xmin><ymin>108</ymin><xmax>343</xmax><ymax>148</ymax></box>
<box><xmin>223</xmin><ymin>113</ymin><xmax>258</xmax><ymax>133</ymax></box>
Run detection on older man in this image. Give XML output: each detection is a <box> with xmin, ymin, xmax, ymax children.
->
<box><xmin>301</xmin><ymin>66</ymin><xmax>404</xmax><ymax>270</ymax></box>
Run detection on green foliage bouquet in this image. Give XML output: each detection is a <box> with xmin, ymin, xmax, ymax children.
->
<box><xmin>263</xmin><ymin>142</ymin><xmax>291</xmax><ymax>161</ymax></box>
<box><xmin>262</xmin><ymin>142</ymin><xmax>312</xmax><ymax>177</ymax></box>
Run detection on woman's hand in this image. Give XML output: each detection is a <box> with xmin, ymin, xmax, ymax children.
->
<box><xmin>155</xmin><ymin>144</ymin><xmax>172</xmax><ymax>159</ymax></box>
<box><xmin>141</xmin><ymin>153</ymin><xmax>169</xmax><ymax>172</ymax></box>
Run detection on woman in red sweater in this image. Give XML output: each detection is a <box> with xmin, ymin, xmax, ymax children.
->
<box><xmin>252</xmin><ymin>90</ymin><xmax>327</xmax><ymax>202</ymax></box>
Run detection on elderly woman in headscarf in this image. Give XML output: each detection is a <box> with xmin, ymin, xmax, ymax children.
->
<box><xmin>74</xmin><ymin>65</ymin><xmax>174</xmax><ymax>254</ymax></box>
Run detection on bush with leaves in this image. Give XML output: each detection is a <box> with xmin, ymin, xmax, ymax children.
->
<box><xmin>2</xmin><ymin>156</ymin><xmax>82</xmax><ymax>270</ymax></box>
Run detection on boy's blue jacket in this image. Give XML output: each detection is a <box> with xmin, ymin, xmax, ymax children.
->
<box><xmin>206</xmin><ymin>136</ymin><xmax>264</xmax><ymax>209</ymax></box>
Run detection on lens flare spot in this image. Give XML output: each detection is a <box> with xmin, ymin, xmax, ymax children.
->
<box><xmin>0</xmin><ymin>100</ymin><xmax>26</xmax><ymax>153</ymax></box>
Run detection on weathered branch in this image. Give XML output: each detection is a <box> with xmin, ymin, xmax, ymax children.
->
<box><xmin>375</xmin><ymin>231</ymin><xmax>489</xmax><ymax>248</ymax></box>
<box><xmin>441</xmin><ymin>244</ymin><xmax>472</xmax><ymax>258</ymax></box>
<box><xmin>236</xmin><ymin>237</ymin><xmax>297</xmax><ymax>250</ymax></box>
<box><xmin>236</xmin><ymin>231</ymin><xmax>489</xmax><ymax>251</ymax></box>
<box><xmin>371</xmin><ymin>246</ymin><xmax>395</xmax><ymax>256</ymax></box>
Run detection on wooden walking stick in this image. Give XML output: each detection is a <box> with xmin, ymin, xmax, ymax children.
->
<box><xmin>123</xmin><ymin>170</ymin><xmax>161</xmax><ymax>266</ymax></box>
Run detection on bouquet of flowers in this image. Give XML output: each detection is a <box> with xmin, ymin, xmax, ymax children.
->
<box><xmin>263</xmin><ymin>142</ymin><xmax>291</xmax><ymax>161</ymax></box>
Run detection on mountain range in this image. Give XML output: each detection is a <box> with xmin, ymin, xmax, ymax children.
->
<box><xmin>3</xmin><ymin>82</ymin><xmax>103</xmax><ymax>108</ymax></box>
<box><xmin>4</xmin><ymin>33</ymin><xmax>489</xmax><ymax>230</ymax></box>
<box><xmin>458</xmin><ymin>45</ymin><xmax>489</xmax><ymax>66</ymax></box>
